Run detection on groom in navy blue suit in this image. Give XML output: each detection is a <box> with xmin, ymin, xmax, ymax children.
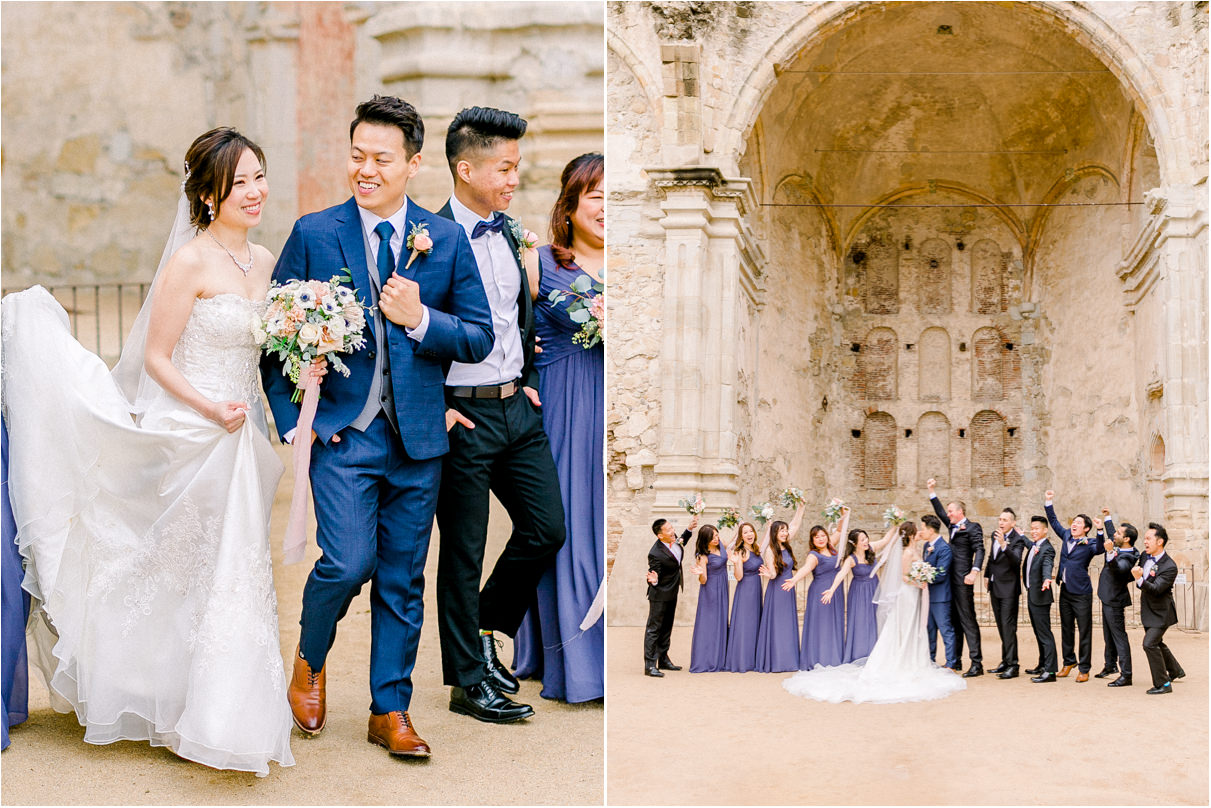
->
<box><xmin>920</xmin><ymin>514</ymin><xmax>959</xmax><ymax>670</ymax></box>
<box><xmin>262</xmin><ymin>95</ymin><xmax>493</xmax><ymax>757</ymax></box>
<box><xmin>1044</xmin><ymin>489</ymin><xmax>1101</xmax><ymax>682</ymax></box>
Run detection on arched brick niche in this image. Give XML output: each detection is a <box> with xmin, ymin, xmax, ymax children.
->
<box><xmin>972</xmin><ymin>327</ymin><xmax>1006</xmax><ymax>400</ymax></box>
<box><xmin>863</xmin><ymin>411</ymin><xmax>897</xmax><ymax>489</ymax></box>
<box><xmin>917</xmin><ymin>411</ymin><xmax>950</xmax><ymax>488</ymax></box>
<box><xmin>864</xmin><ymin>239</ymin><xmax>899</xmax><ymax>315</ymax></box>
<box><xmin>971</xmin><ymin>238</ymin><xmax>1007</xmax><ymax>314</ymax></box>
<box><xmin>860</xmin><ymin>327</ymin><xmax>898</xmax><ymax>400</ymax></box>
<box><xmin>919</xmin><ymin>327</ymin><xmax>951</xmax><ymax>402</ymax></box>
<box><xmin>971</xmin><ymin>409</ymin><xmax>1007</xmax><ymax>487</ymax></box>
<box><xmin>919</xmin><ymin>238</ymin><xmax>951</xmax><ymax>315</ymax></box>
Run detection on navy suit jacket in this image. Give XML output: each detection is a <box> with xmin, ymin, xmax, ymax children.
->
<box><xmin>1045</xmin><ymin>503</ymin><xmax>1099</xmax><ymax>596</ymax></box>
<box><xmin>923</xmin><ymin>537</ymin><xmax>952</xmax><ymax>603</ymax></box>
<box><xmin>261</xmin><ymin>197</ymin><xmax>494</xmax><ymax>458</ymax></box>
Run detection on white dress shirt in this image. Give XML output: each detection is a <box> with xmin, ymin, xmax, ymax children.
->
<box><xmin>1137</xmin><ymin>550</ymin><xmax>1166</xmax><ymax>589</ymax></box>
<box><xmin>444</xmin><ymin>195</ymin><xmax>524</xmax><ymax>387</ymax></box>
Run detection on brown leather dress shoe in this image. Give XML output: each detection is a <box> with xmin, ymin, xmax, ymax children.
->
<box><xmin>1075</xmin><ymin>671</ymin><xmax>1089</xmax><ymax>682</ymax></box>
<box><xmin>1058</xmin><ymin>664</ymin><xmax>1074</xmax><ymax>678</ymax></box>
<box><xmin>368</xmin><ymin>711</ymin><xmax>431</xmax><ymax>758</ymax></box>
<box><xmin>288</xmin><ymin>646</ymin><xmax>326</xmax><ymax>735</ymax></box>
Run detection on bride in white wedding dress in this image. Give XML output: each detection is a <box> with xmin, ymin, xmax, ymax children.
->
<box><xmin>1</xmin><ymin>129</ymin><xmax>306</xmax><ymax>775</ymax></box>
<box><xmin>783</xmin><ymin>520</ymin><xmax>967</xmax><ymax>704</ymax></box>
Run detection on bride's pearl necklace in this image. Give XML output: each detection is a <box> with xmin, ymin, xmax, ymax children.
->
<box><xmin>206</xmin><ymin>229</ymin><xmax>254</xmax><ymax>276</ymax></box>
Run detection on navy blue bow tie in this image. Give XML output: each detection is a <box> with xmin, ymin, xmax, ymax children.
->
<box><xmin>471</xmin><ymin>212</ymin><xmax>506</xmax><ymax>239</ymax></box>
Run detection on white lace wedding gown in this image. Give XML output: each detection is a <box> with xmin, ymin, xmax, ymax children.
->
<box><xmin>1</xmin><ymin>287</ymin><xmax>294</xmax><ymax>775</ymax></box>
<box><xmin>783</xmin><ymin>540</ymin><xmax>967</xmax><ymax>704</ymax></box>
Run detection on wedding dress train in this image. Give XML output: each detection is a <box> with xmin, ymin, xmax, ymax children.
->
<box><xmin>782</xmin><ymin>538</ymin><xmax>967</xmax><ymax>704</ymax></box>
<box><xmin>1</xmin><ymin>287</ymin><xmax>293</xmax><ymax>775</ymax></box>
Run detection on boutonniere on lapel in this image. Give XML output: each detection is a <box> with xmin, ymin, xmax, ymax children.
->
<box><xmin>404</xmin><ymin>222</ymin><xmax>433</xmax><ymax>270</ymax></box>
<box><xmin>505</xmin><ymin>218</ymin><xmax>538</xmax><ymax>265</ymax></box>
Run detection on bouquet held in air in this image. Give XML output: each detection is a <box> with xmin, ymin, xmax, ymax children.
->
<box><xmin>679</xmin><ymin>493</ymin><xmax>706</xmax><ymax>516</ymax></box>
<box><xmin>883</xmin><ymin>505</ymin><xmax>907</xmax><ymax>526</ymax></box>
<box><xmin>778</xmin><ymin>487</ymin><xmax>805</xmax><ymax>508</ymax></box>
<box><xmin>822</xmin><ymin>497</ymin><xmax>846</xmax><ymax>524</ymax></box>
<box><xmin>717</xmin><ymin>507</ymin><xmax>740</xmax><ymax>530</ymax></box>
<box><xmin>750</xmin><ymin>502</ymin><xmax>774</xmax><ymax>526</ymax></box>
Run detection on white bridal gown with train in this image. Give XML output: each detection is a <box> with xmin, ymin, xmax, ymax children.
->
<box><xmin>1</xmin><ymin>286</ymin><xmax>294</xmax><ymax>775</ymax></box>
<box><xmin>783</xmin><ymin>538</ymin><xmax>967</xmax><ymax>704</ymax></box>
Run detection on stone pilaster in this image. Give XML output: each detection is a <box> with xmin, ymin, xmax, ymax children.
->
<box><xmin>646</xmin><ymin>167</ymin><xmax>763</xmax><ymax>519</ymax></box>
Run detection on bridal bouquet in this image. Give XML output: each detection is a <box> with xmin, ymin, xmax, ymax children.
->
<box><xmin>678</xmin><ymin>493</ymin><xmax>706</xmax><ymax>516</ymax></box>
<box><xmin>260</xmin><ymin>273</ymin><xmax>369</xmax><ymax>402</ymax></box>
<box><xmin>260</xmin><ymin>272</ymin><xmax>370</xmax><ymax>566</ymax></box>
<box><xmin>548</xmin><ymin>272</ymin><xmax>604</xmax><ymax>348</ymax></box>
<box><xmin>822</xmin><ymin>497</ymin><xmax>846</xmax><ymax>524</ymax></box>
<box><xmin>750</xmin><ymin>502</ymin><xmax>774</xmax><ymax>526</ymax></box>
<box><xmin>777</xmin><ymin>487</ymin><xmax>805</xmax><ymax>508</ymax></box>
<box><xmin>883</xmin><ymin>505</ymin><xmax>907</xmax><ymax>527</ymax></box>
<box><xmin>717</xmin><ymin>507</ymin><xmax>740</xmax><ymax>530</ymax></box>
<box><xmin>907</xmin><ymin>560</ymin><xmax>939</xmax><ymax>585</ymax></box>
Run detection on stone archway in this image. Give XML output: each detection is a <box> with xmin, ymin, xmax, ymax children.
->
<box><xmin>606</xmin><ymin>1</ymin><xmax>1206</xmax><ymax>626</ymax></box>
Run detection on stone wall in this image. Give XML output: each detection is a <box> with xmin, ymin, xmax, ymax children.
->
<box><xmin>2</xmin><ymin>1</ymin><xmax>604</xmax><ymax>289</ymax></box>
<box><xmin>606</xmin><ymin>1</ymin><xmax>1208</xmax><ymax>627</ymax></box>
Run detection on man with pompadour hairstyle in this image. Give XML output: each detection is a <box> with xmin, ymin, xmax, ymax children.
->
<box><xmin>433</xmin><ymin>105</ymin><xmax>566</xmax><ymax>724</ymax></box>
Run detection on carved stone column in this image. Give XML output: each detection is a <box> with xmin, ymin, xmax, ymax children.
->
<box><xmin>1119</xmin><ymin>184</ymin><xmax>1208</xmax><ymax>627</ymax></box>
<box><xmin>646</xmin><ymin>166</ymin><xmax>764</xmax><ymax>520</ymax></box>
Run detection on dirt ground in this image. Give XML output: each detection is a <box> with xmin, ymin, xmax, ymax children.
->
<box><xmin>1</xmin><ymin>443</ymin><xmax>603</xmax><ymax>806</ymax></box>
<box><xmin>607</xmin><ymin>625</ymin><xmax>1208</xmax><ymax>805</ymax></box>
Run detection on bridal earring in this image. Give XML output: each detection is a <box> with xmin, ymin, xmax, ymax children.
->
<box><xmin>207</xmin><ymin>200</ymin><xmax>215</xmax><ymax>221</ymax></box>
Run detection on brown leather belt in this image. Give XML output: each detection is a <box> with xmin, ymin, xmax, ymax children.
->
<box><xmin>448</xmin><ymin>380</ymin><xmax>520</xmax><ymax>399</ymax></box>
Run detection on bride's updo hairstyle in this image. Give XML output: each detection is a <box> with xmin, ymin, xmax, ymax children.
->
<box><xmin>694</xmin><ymin>524</ymin><xmax>719</xmax><ymax>560</ymax></box>
<box><xmin>183</xmin><ymin>127</ymin><xmax>266</xmax><ymax>229</ymax></box>
<box><xmin>898</xmin><ymin>521</ymin><xmax>917</xmax><ymax>547</ymax></box>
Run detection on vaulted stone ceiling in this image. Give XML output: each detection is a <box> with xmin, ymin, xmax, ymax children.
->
<box><xmin>749</xmin><ymin>2</ymin><xmax>1150</xmax><ymax>246</ymax></box>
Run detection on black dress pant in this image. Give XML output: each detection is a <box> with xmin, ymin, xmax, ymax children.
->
<box><xmin>644</xmin><ymin>599</ymin><xmax>677</xmax><ymax>664</ymax></box>
<box><xmin>1142</xmin><ymin>625</ymin><xmax>1182</xmax><ymax>688</ymax></box>
<box><xmin>1101</xmin><ymin>602</ymin><xmax>1131</xmax><ymax>675</ymax></box>
<box><xmin>989</xmin><ymin>592</ymin><xmax>1019</xmax><ymax>666</ymax></box>
<box><xmin>436</xmin><ymin>392</ymin><xmax>567</xmax><ymax>688</ymax></box>
<box><xmin>1058</xmin><ymin>588</ymin><xmax>1093</xmax><ymax>671</ymax></box>
<box><xmin>951</xmin><ymin>582</ymin><xmax>982</xmax><ymax>664</ymax></box>
<box><xmin>1028</xmin><ymin>599</ymin><xmax>1057</xmax><ymax>672</ymax></box>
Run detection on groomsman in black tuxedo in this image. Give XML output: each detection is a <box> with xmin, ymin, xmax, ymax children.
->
<box><xmin>1095</xmin><ymin>509</ymin><xmax>1139</xmax><ymax>687</ymax></box>
<box><xmin>927</xmin><ymin>479</ymin><xmax>985</xmax><ymax>677</ymax></box>
<box><xmin>1022</xmin><ymin>515</ymin><xmax>1057</xmax><ymax>683</ymax></box>
<box><xmin>1044</xmin><ymin>490</ymin><xmax>1100</xmax><ymax>682</ymax></box>
<box><xmin>643</xmin><ymin>515</ymin><xmax>698</xmax><ymax>677</ymax></box>
<box><xmin>1132</xmin><ymin>523</ymin><xmax>1185</xmax><ymax>694</ymax></box>
<box><xmin>984</xmin><ymin>507</ymin><xmax>1027</xmax><ymax>679</ymax></box>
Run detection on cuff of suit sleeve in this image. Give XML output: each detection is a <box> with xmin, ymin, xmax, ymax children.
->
<box><xmin>405</xmin><ymin>305</ymin><xmax>430</xmax><ymax>342</ymax></box>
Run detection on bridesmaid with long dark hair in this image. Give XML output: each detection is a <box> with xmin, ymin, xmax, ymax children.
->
<box><xmin>784</xmin><ymin>507</ymin><xmax>849</xmax><ymax>670</ymax></box>
<box><xmin>689</xmin><ymin>525</ymin><xmax>729</xmax><ymax>672</ymax></box>
<box><xmin>754</xmin><ymin>502</ymin><xmax>807</xmax><ymax>672</ymax></box>
<box><xmin>512</xmin><ymin>152</ymin><xmax>605</xmax><ymax>702</ymax></box>
<box><xmin>723</xmin><ymin>521</ymin><xmax>763</xmax><ymax>672</ymax></box>
<box><xmin>822</xmin><ymin>523</ymin><xmax>900</xmax><ymax>662</ymax></box>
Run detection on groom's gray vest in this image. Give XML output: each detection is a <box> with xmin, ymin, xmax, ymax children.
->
<box><xmin>349</xmin><ymin>227</ymin><xmax>398</xmax><ymax>432</ymax></box>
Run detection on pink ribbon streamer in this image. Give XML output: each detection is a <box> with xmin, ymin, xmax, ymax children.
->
<box><xmin>282</xmin><ymin>368</ymin><xmax>320</xmax><ymax>565</ymax></box>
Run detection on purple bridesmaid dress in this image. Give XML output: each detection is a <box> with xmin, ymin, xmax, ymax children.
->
<box><xmin>843</xmin><ymin>559</ymin><xmax>880</xmax><ymax>662</ymax></box>
<box><xmin>689</xmin><ymin>550</ymin><xmax>729</xmax><ymax>672</ymax></box>
<box><xmin>512</xmin><ymin>247</ymin><xmax>604</xmax><ymax>702</ymax></box>
<box><xmin>754</xmin><ymin>548</ymin><xmax>799</xmax><ymax>672</ymax></box>
<box><xmin>724</xmin><ymin>551</ymin><xmax>763</xmax><ymax>672</ymax></box>
<box><xmin>2</xmin><ymin>420</ymin><xmax>29</xmax><ymax>749</ymax></box>
<box><xmin>800</xmin><ymin>550</ymin><xmax>845</xmax><ymax>670</ymax></box>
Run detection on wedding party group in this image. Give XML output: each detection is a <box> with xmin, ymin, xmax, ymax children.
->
<box><xmin>646</xmin><ymin>480</ymin><xmax>1186</xmax><ymax>704</ymax></box>
<box><xmin>0</xmin><ymin>94</ymin><xmax>604</xmax><ymax>775</ymax></box>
